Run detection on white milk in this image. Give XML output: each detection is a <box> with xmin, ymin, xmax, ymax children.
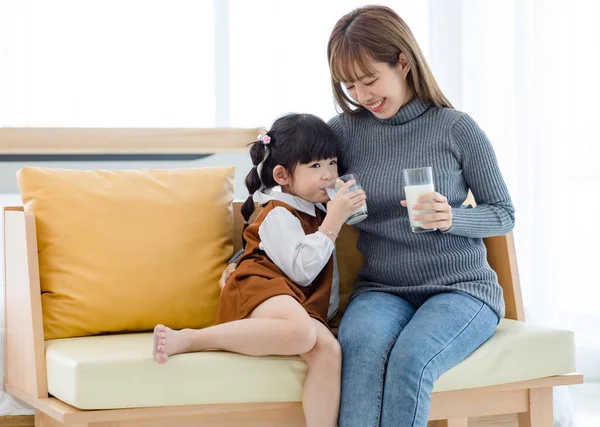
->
<box><xmin>404</xmin><ymin>183</ymin><xmax>435</xmax><ymax>230</ymax></box>
<box><xmin>326</xmin><ymin>187</ymin><xmax>338</xmax><ymax>201</ymax></box>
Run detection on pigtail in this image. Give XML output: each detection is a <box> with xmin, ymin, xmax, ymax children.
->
<box><xmin>241</xmin><ymin>140</ymin><xmax>266</xmax><ymax>248</ymax></box>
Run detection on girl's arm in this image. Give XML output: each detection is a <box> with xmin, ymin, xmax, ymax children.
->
<box><xmin>446</xmin><ymin>114</ymin><xmax>515</xmax><ymax>238</ymax></box>
<box><xmin>259</xmin><ymin>207</ymin><xmax>335</xmax><ymax>287</ymax></box>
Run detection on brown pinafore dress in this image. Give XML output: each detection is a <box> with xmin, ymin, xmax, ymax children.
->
<box><xmin>215</xmin><ymin>200</ymin><xmax>334</xmax><ymax>328</ymax></box>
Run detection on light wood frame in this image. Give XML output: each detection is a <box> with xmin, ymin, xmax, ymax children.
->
<box><xmin>3</xmin><ymin>129</ymin><xmax>582</xmax><ymax>426</ymax></box>
<box><xmin>0</xmin><ymin>127</ymin><xmax>265</xmax><ymax>154</ymax></box>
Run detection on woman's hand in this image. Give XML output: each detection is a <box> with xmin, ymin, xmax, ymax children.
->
<box><xmin>401</xmin><ymin>192</ymin><xmax>453</xmax><ymax>232</ymax></box>
<box><xmin>219</xmin><ymin>263</ymin><xmax>236</xmax><ymax>290</ymax></box>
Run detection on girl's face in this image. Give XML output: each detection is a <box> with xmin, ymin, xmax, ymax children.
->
<box><xmin>343</xmin><ymin>58</ymin><xmax>412</xmax><ymax>119</ymax></box>
<box><xmin>281</xmin><ymin>158</ymin><xmax>339</xmax><ymax>203</ymax></box>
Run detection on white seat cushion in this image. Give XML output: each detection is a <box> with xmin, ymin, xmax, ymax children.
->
<box><xmin>45</xmin><ymin>319</ymin><xmax>576</xmax><ymax>409</ymax></box>
<box><xmin>433</xmin><ymin>318</ymin><xmax>575</xmax><ymax>392</ymax></box>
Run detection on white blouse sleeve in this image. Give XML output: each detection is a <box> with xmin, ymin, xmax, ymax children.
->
<box><xmin>258</xmin><ymin>207</ymin><xmax>335</xmax><ymax>287</ymax></box>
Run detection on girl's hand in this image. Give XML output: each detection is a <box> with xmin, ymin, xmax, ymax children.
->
<box><xmin>326</xmin><ymin>180</ymin><xmax>366</xmax><ymax>224</ymax></box>
<box><xmin>400</xmin><ymin>192</ymin><xmax>453</xmax><ymax>232</ymax></box>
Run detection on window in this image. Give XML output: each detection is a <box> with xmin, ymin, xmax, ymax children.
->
<box><xmin>0</xmin><ymin>0</ymin><xmax>429</xmax><ymax>128</ymax></box>
<box><xmin>0</xmin><ymin>0</ymin><xmax>215</xmax><ymax>127</ymax></box>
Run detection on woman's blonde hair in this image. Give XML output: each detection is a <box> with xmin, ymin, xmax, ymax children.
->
<box><xmin>327</xmin><ymin>5</ymin><xmax>453</xmax><ymax>114</ymax></box>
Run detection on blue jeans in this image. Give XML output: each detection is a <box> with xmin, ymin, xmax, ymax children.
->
<box><xmin>337</xmin><ymin>291</ymin><xmax>498</xmax><ymax>427</ymax></box>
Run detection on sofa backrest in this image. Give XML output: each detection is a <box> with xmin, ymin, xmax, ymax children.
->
<box><xmin>231</xmin><ymin>201</ymin><xmax>524</xmax><ymax>322</ymax></box>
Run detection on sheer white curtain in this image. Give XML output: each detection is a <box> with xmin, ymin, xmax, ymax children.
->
<box><xmin>429</xmin><ymin>0</ymin><xmax>600</xmax><ymax>424</ymax></box>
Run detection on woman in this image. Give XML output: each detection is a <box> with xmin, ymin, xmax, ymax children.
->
<box><xmin>326</xmin><ymin>5</ymin><xmax>514</xmax><ymax>426</ymax></box>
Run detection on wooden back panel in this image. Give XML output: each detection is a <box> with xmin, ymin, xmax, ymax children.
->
<box><xmin>3</xmin><ymin>207</ymin><xmax>48</xmax><ymax>399</ymax></box>
<box><xmin>232</xmin><ymin>202</ymin><xmax>524</xmax><ymax>321</ymax></box>
<box><xmin>484</xmin><ymin>233</ymin><xmax>524</xmax><ymax>321</ymax></box>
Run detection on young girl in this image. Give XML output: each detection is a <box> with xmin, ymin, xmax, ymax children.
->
<box><xmin>152</xmin><ymin>113</ymin><xmax>366</xmax><ymax>427</ymax></box>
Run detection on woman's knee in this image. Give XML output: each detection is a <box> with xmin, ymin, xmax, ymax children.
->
<box><xmin>339</xmin><ymin>292</ymin><xmax>414</xmax><ymax>349</ymax></box>
<box><xmin>339</xmin><ymin>305</ymin><xmax>411</xmax><ymax>358</ymax></box>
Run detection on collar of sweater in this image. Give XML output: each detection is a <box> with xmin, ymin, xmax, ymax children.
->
<box><xmin>370</xmin><ymin>97</ymin><xmax>431</xmax><ymax>125</ymax></box>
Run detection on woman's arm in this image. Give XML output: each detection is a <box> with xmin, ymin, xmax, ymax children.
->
<box><xmin>445</xmin><ymin>113</ymin><xmax>515</xmax><ymax>238</ymax></box>
<box><xmin>219</xmin><ymin>249</ymin><xmax>243</xmax><ymax>289</ymax></box>
<box><xmin>228</xmin><ymin>248</ymin><xmax>244</xmax><ymax>264</ymax></box>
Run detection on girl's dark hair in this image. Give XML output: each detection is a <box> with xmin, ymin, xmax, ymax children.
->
<box><xmin>241</xmin><ymin>113</ymin><xmax>337</xmax><ymax>247</ymax></box>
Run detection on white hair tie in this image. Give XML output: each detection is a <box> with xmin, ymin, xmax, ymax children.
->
<box><xmin>256</xmin><ymin>145</ymin><xmax>270</xmax><ymax>178</ymax></box>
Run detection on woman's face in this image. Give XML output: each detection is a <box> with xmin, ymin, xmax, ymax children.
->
<box><xmin>342</xmin><ymin>57</ymin><xmax>413</xmax><ymax>119</ymax></box>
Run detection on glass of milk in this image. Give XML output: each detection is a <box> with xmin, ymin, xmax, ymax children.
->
<box><xmin>324</xmin><ymin>174</ymin><xmax>368</xmax><ymax>225</ymax></box>
<box><xmin>402</xmin><ymin>167</ymin><xmax>436</xmax><ymax>233</ymax></box>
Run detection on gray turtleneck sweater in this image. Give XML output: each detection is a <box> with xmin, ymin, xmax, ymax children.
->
<box><xmin>328</xmin><ymin>98</ymin><xmax>514</xmax><ymax>318</ymax></box>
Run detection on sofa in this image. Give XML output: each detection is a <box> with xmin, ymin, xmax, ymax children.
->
<box><xmin>4</xmin><ymin>162</ymin><xmax>582</xmax><ymax>427</ymax></box>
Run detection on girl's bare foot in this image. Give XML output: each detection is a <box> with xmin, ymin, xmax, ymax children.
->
<box><xmin>152</xmin><ymin>324</ymin><xmax>192</xmax><ymax>363</ymax></box>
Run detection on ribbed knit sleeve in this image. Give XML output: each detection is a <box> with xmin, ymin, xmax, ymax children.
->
<box><xmin>447</xmin><ymin>114</ymin><xmax>515</xmax><ymax>238</ymax></box>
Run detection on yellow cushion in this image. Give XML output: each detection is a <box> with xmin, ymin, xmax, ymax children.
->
<box><xmin>17</xmin><ymin>166</ymin><xmax>235</xmax><ymax>340</ymax></box>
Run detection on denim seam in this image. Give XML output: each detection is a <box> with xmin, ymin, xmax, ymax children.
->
<box><xmin>410</xmin><ymin>302</ymin><xmax>486</xmax><ymax>427</ymax></box>
<box><xmin>376</xmin><ymin>331</ymin><xmax>402</xmax><ymax>427</ymax></box>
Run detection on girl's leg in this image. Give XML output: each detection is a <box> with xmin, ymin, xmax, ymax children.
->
<box><xmin>337</xmin><ymin>291</ymin><xmax>416</xmax><ymax>427</ymax></box>
<box><xmin>153</xmin><ymin>295</ymin><xmax>316</xmax><ymax>363</ymax></box>
<box><xmin>380</xmin><ymin>292</ymin><xmax>499</xmax><ymax>427</ymax></box>
<box><xmin>299</xmin><ymin>318</ymin><xmax>342</xmax><ymax>427</ymax></box>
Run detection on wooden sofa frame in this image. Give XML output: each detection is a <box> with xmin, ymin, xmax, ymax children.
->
<box><xmin>3</xmin><ymin>128</ymin><xmax>582</xmax><ymax>427</ymax></box>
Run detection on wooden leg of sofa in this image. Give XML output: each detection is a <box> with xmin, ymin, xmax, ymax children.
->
<box><xmin>35</xmin><ymin>412</ymin><xmax>62</xmax><ymax>427</ymax></box>
<box><xmin>35</xmin><ymin>412</ymin><xmax>46</xmax><ymax>427</ymax></box>
<box><xmin>517</xmin><ymin>387</ymin><xmax>553</xmax><ymax>427</ymax></box>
